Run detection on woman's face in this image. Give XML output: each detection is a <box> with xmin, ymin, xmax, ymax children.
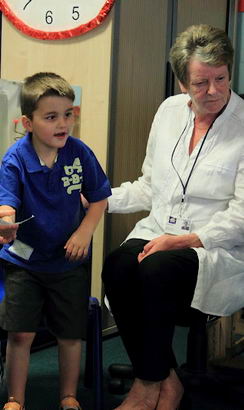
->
<box><xmin>180</xmin><ymin>59</ymin><xmax>230</xmax><ymax>117</ymax></box>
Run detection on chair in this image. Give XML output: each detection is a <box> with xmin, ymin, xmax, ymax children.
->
<box><xmin>206</xmin><ymin>310</ymin><xmax>244</xmax><ymax>368</ymax></box>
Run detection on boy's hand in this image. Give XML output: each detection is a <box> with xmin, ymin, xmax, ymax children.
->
<box><xmin>64</xmin><ymin>199</ymin><xmax>108</xmax><ymax>261</ymax></box>
<box><xmin>64</xmin><ymin>226</ymin><xmax>92</xmax><ymax>261</ymax></box>
<box><xmin>0</xmin><ymin>209</ymin><xmax>18</xmax><ymax>244</ymax></box>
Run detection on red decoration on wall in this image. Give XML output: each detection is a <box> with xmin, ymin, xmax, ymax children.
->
<box><xmin>0</xmin><ymin>0</ymin><xmax>116</xmax><ymax>40</ymax></box>
<box><xmin>239</xmin><ymin>0</ymin><xmax>244</xmax><ymax>12</ymax></box>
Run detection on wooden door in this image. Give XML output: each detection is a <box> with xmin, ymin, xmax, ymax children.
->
<box><xmin>105</xmin><ymin>0</ymin><xmax>169</xmax><ymax>255</ymax></box>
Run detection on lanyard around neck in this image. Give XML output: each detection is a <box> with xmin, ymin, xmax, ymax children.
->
<box><xmin>170</xmin><ymin>117</ymin><xmax>216</xmax><ymax>204</ymax></box>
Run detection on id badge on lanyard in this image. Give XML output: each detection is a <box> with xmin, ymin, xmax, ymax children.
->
<box><xmin>165</xmin><ymin>215</ymin><xmax>192</xmax><ymax>235</ymax></box>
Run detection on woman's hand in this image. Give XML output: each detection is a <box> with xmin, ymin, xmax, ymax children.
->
<box><xmin>138</xmin><ymin>233</ymin><xmax>203</xmax><ymax>263</ymax></box>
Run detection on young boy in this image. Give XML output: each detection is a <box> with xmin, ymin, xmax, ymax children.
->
<box><xmin>0</xmin><ymin>72</ymin><xmax>111</xmax><ymax>410</ymax></box>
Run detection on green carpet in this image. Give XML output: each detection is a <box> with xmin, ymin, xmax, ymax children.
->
<box><xmin>0</xmin><ymin>328</ymin><xmax>243</xmax><ymax>410</ymax></box>
<box><xmin>0</xmin><ymin>328</ymin><xmax>186</xmax><ymax>410</ymax></box>
<box><xmin>0</xmin><ymin>335</ymin><xmax>130</xmax><ymax>410</ymax></box>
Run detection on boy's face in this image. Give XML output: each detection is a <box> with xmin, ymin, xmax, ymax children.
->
<box><xmin>22</xmin><ymin>96</ymin><xmax>75</xmax><ymax>154</ymax></box>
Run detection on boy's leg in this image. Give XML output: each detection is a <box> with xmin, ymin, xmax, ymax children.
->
<box><xmin>57</xmin><ymin>338</ymin><xmax>82</xmax><ymax>400</ymax></box>
<box><xmin>0</xmin><ymin>264</ymin><xmax>45</xmax><ymax>408</ymax></box>
<box><xmin>45</xmin><ymin>265</ymin><xmax>89</xmax><ymax>405</ymax></box>
<box><xmin>5</xmin><ymin>332</ymin><xmax>36</xmax><ymax>407</ymax></box>
<box><xmin>45</xmin><ymin>265</ymin><xmax>89</xmax><ymax>407</ymax></box>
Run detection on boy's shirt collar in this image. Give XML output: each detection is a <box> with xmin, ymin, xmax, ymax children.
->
<box><xmin>38</xmin><ymin>155</ymin><xmax>58</xmax><ymax>167</ymax></box>
<box><xmin>17</xmin><ymin>133</ymin><xmax>60</xmax><ymax>173</ymax></box>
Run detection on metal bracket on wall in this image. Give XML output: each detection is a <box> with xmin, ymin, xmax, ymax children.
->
<box><xmin>165</xmin><ymin>0</ymin><xmax>178</xmax><ymax>98</ymax></box>
<box><xmin>226</xmin><ymin>0</ymin><xmax>239</xmax><ymax>86</ymax></box>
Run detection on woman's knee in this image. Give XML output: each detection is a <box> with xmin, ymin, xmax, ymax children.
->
<box><xmin>102</xmin><ymin>246</ymin><xmax>138</xmax><ymax>285</ymax></box>
<box><xmin>138</xmin><ymin>249</ymin><xmax>198</xmax><ymax>292</ymax></box>
<box><xmin>102</xmin><ymin>248</ymin><xmax>120</xmax><ymax>282</ymax></box>
<box><xmin>138</xmin><ymin>251</ymin><xmax>181</xmax><ymax>287</ymax></box>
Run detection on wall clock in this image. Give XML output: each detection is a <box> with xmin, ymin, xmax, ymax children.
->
<box><xmin>0</xmin><ymin>0</ymin><xmax>116</xmax><ymax>40</ymax></box>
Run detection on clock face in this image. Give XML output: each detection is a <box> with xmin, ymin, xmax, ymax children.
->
<box><xmin>0</xmin><ymin>0</ymin><xmax>116</xmax><ymax>40</ymax></box>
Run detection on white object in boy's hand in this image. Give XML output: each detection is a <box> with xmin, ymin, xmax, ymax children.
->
<box><xmin>0</xmin><ymin>215</ymin><xmax>35</xmax><ymax>225</ymax></box>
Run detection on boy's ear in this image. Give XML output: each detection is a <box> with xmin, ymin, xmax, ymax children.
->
<box><xmin>22</xmin><ymin>115</ymin><xmax>33</xmax><ymax>132</ymax></box>
<box><xmin>73</xmin><ymin>106</ymin><xmax>80</xmax><ymax>117</ymax></box>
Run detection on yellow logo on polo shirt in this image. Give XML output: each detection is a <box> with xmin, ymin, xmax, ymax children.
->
<box><xmin>61</xmin><ymin>157</ymin><xmax>83</xmax><ymax>194</ymax></box>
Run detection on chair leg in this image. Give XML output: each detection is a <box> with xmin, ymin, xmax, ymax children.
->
<box><xmin>185</xmin><ymin>316</ymin><xmax>208</xmax><ymax>374</ymax></box>
<box><xmin>186</xmin><ymin>325</ymin><xmax>207</xmax><ymax>373</ymax></box>
<box><xmin>84</xmin><ymin>297</ymin><xmax>104</xmax><ymax>410</ymax></box>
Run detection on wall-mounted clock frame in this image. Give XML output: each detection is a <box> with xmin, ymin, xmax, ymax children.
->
<box><xmin>0</xmin><ymin>0</ymin><xmax>116</xmax><ymax>40</ymax></box>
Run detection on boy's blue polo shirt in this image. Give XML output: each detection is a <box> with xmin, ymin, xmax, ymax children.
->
<box><xmin>0</xmin><ymin>134</ymin><xmax>111</xmax><ymax>273</ymax></box>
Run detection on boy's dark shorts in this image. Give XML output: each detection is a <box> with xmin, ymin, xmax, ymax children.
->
<box><xmin>0</xmin><ymin>261</ymin><xmax>90</xmax><ymax>339</ymax></box>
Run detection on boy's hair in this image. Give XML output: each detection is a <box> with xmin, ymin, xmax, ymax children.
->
<box><xmin>20</xmin><ymin>72</ymin><xmax>75</xmax><ymax>119</ymax></box>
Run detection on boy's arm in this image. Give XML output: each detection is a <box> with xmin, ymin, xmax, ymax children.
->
<box><xmin>0</xmin><ymin>205</ymin><xmax>18</xmax><ymax>243</ymax></box>
<box><xmin>64</xmin><ymin>199</ymin><xmax>108</xmax><ymax>261</ymax></box>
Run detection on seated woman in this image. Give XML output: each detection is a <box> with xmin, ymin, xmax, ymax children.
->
<box><xmin>102</xmin><ymin>24</ymin><xmax>244</xmax><ymax>410</ymax></box>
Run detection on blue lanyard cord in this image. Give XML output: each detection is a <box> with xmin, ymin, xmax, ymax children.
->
<box><xmin>170</xmin><ymin>118</ymin><xmax>216</xmax><ymax>204</ymax></box>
